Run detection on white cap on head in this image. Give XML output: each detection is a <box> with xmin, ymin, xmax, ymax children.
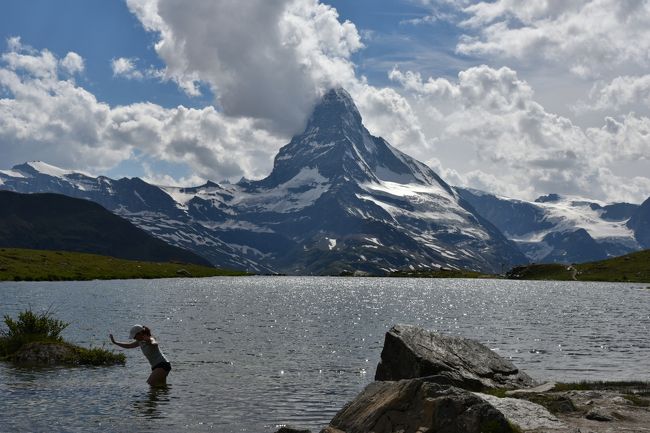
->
<box><xmin>129</xmin><ymin>324</ymin><xmax>145</xmax><ymax>339</ymax></box>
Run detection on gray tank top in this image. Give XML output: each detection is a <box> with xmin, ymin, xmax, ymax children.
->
<box><xmin>139</xmin><ymin>341</ymin><xmax>169</xmax><ymax>366</ymax></box>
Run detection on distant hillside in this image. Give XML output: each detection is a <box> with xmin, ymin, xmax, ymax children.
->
<box><xmin>0</xmin><ymin>248</ymin><xmax>246</xmax><ymax>281</ymax></box>
<box><xmin>0</xmin><ymin>191</ymin><xmax>212</xmax><ymax>267</ymax></box>
<box><xmin>506</xmin><ymin>249</ymin><xmax>650</xmax><ymax>283</ymax></box>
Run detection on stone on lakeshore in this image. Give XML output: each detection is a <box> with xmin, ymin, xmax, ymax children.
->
<box><xmin>319</xmin><ymin>378</ymin><xmax>516</xmax><ymax>433</ymax></box>
<box><xmin>585</xmin><ymin>409</ymin><xmax>614</xmax><ymax>422</ymax></box>
<box><xmin>506</xmin><ymin>381</ymin><xmax>557</xmax><ymax>396</ymax></box>
<box><xmin>477</xmin><ymin>392</ymin><xmax>567</xmax><ymax>431</ymax></box>
<box><xmin>275</xmin><ymin>427</ymin><xmax>312</xmax><ymax>433</ymax></box>
<box><xmin>375</xmin><ymin>324</ymin><xmax>535</xmax><ymax>390</ymax></box>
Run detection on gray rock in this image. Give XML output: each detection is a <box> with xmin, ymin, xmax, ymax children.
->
<box><xmin>320</xmin><ymin>378</ymin><xmax>516</xmax><ymax>433</ymax></box>
<box><xmin>375</xmin><ymin>324</ymin><xmax>535</xmax><ymax>390</ymax></box>
<box><xmin>506</xmin><ymin>381</ymin><xmax>557</xmax><ymax>396</ymax></box>
<box><xmin>275</xmin><ymin>427</ymin><xmax>311</xmax><ymax>433</ymax></box>
<box><xmin>477</xmin><ymin>393</ymin><xmax>566</xmax><ymax>431</ymax></box>
<box><xmin>586</xmin><ymin>409</ymin><xmax>614</xmax><ymax>422</ymax></box>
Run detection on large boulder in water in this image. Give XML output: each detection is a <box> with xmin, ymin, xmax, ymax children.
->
<box><xmin>319</xmin><ymin>378</ymin><xmax>516</xmax><ymax>433</ymax></box>
<box><xmin>375</xmin><ymin>324</ymin><xmax>534</xmax><ymax>390</ymax></box>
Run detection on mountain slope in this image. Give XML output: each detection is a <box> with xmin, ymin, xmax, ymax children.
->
<box><xmin>0</xmin><ymin>162</ymin><xmax>270</xmax><ymax>272</ymax></box>
<box><xmin>0</xmin><ymin>191</ymin><xmax>212</xmax><ymax>266</ymax></box>
<box><xmin>457</xmin><ymin>188</ymin><xmax>642</xmax><ymax>263</ymax></box>
<box><xmin>627</xmin><ymin>197</ymin><xmax>650</xmax><ymax>248</ymax></box>
<box><xmin>0</xmin><ymin>89</ymin><xmax>528</xmax><ymax>274</ymax></box>
<box><xmin>180</xmin><ymin>88</ymin><xmax>527</xmax><ymax>274</ymax></box>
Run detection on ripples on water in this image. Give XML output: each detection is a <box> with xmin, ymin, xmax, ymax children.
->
<box><xmin>0</xmin><ymin>277</ymin><xmax>648</xmax><ymax>432</ymax></box>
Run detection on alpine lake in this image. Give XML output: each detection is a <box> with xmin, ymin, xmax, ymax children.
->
<box><xmin>1</xmin><ymin>276</ymin><xmax>648</xmax><ymax>432</ymax></box>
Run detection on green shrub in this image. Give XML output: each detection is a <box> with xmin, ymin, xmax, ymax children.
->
<box><xmin>2</xmin><ymin>309</ymin><xmax>69</xmax><ymax>340</ymax></box>
<box><xmin>0</xmin><ymin>309</ymin><xmax>69</xmax><ymax>356</ymax></box>
<box><xmin>1</xmin><ymin>308</ymin><xmax>124</xmax><ymax>366</ymax></box>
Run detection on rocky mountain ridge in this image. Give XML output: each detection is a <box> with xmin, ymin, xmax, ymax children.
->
<box><xmin>0</xmin><ymin>89</ymin><xmax>527</xmax><ymax>274</ymax></box>
<box><xmin>457</xmin><ymin>188</ymin><xmax>648</xmax><ymax>264</ymax></box>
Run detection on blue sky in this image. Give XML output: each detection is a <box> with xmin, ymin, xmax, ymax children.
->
<box><xmin>0</xmin><ymin>0</ymin><xmax>468</xmax><ymax>107</ymax></box>
<box><xmin>1</xmin><ymin>0</ymin><xmax>649</xmax><ymax>202</ymax></box>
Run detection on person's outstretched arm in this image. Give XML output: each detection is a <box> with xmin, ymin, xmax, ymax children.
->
<box><xmin>109</xmin><ymin>333</ymin><xmax>139</xmax><ymax>349</ymax></box>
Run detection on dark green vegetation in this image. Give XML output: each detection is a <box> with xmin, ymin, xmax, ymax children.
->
<box><xmin>0</xmin><ymin>309</ymin><xmax>124</xmax><ymax>366</ymax></box>
<box><xmin>553</xmin><ymin>380</ymin><xmax>650</xmax><ymax>393</ymax></box>
<box><xmin>554</xmin><ymin>381</ymin><xmax>650</xmax><ymax>407</ymax></box>
<box><xmin>507</xmin><ymin>249</ymin><xmax>650</xmax><ymax>283</ymax></box>
<box><xmin>0</xmin><ymin>190</ymin><xmax>211</xmax><ymax>266</ymax></box>
<box><xmin>388</xmin><ymin>268</ymin><xmax>495</xmax><ymax>279</ymax></box>
<box><xmin>0</xmin><ymin>248</ymin><xmax>246</xmax><ymax>281</ymax></box>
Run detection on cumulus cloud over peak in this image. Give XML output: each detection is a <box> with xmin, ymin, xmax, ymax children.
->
<box><xmin>126</xmin><ymin>0</ymin><xmax>363</xmax><ymax>134</ymax></box>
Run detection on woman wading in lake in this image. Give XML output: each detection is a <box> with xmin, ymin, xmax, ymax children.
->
<box><xmin>110</xmin><ymin>325</ymin><xmax>171</xmax><ymax>386</ymax></box>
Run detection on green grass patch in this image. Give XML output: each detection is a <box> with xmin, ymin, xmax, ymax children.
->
<box><xmin>0</xmin><ymin>247</ymin><xmax>247</xmax><ymax>281</ymax></box>
<box><xmin>553</xmin><ymin>380</ymin><xmax>650</xmax><ymax>393</ymax></box>
<box><xmin>483</xmin><ymin>388</ymin><xmax>508</xmax><ymax>398</ymax></box>
<box><xmin>574</xmin><ymin>249</ymin><xmax>650</xmax><ymax>283</ymax></box>
<box><xmin>623</xmin><ymin>394</ymin><xmax>650</xmax><ymax>407</ymax></box>
<box><xmin>0</xmin><ymin>309</ymin><xmax>124</xmax><ymax>366</ymax></box>
<box><xmin>506</xmin><ymin>249</ymin><xmax>650</xmax><ymax>283</ymax></box>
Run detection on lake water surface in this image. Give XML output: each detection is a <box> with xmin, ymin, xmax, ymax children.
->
<box><xmin>1</xmin><ymin>277</ymin><xmax>648</xmax><ymax>432</ymax></box>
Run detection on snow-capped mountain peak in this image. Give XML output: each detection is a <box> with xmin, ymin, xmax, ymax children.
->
<box><xmin>0</xmin><ymin>89</ymin><xmax>533</xmax><ymax>274</ymax></box>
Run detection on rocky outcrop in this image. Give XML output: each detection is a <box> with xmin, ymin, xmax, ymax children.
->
<box><xmin>375</xmin><ymin>324</ymin><xmax>535</xmax><ymax>390</ymax></box>
<box><xmin>292</xmin><ymin>325</ymin><xmax>650</xmax><ymax>433</ymax></box>
<box><xmin>8</xmin><ymin>342</ymin><xmax>77</xmax><ymax>364</ymax></box>
<box><xmin>275</xmin><ymin>427</ymin><xmax>312</xmax><ymax>433</ymax></box>
<box><xmin>320</xmin><ymin>378</ymin><xmax>515</xmax><ymax>433</ymax></box>
<box><xmin>3</xmin><ymin>341</ymin><xmax>125</xmax><ymax>366</ymax></box>
<box><xmin>476</xmin><ymin>392</ymin><xmax>565</xmax><ymax>431</ymax></box>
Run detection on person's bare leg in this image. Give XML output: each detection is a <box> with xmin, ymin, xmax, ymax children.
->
<box><xmin>147</xmin><ymin>368</ymin><xmax>168</xmax><ymax>387</ymax></box>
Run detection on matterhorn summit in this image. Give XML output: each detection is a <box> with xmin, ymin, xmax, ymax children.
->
<box><xmin>0</xmin><ymin>88</ymin><xmax>527</xmax><ymax>274</ymax></box>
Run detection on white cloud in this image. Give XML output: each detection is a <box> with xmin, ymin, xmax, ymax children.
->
<box><xmin>453</xmin><ymin>0</ymin><xmax>650</xmax><ymax>79</ymax></box>
<box><xmin>389</xmin><ymin>64</ymin><xmax>650</xmax><ymax>202</ymax></box>
<box><xmin>125</xmin><ymin>0</ymin><xmax>363</xmax><ymax>134</ymax></box>
<box><xmin>0</xmin><ymin>41</ymin><xmax>284</xmax><ymax>181</ymax></box>
<box><xmin>584</xmin><ymin>74</ymin><xmax>650</xmax><ymax>111</ymax></box>
<box><xmin>111</xmin><ymin>57</ymin><xmax>143</xmax><ymax>79</ymax></box>
<box><xmin>586</xmin><ymin>114</ymin><xmax>650</xmax><ymax>162</ymax></box>
<box><xmin>60</xmin><ymin>52</ymin><xmax>84</xmax><ymax>75</ymax></box>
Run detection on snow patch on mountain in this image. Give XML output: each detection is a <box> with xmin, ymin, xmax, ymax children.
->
<box><xmin>0</xmin><ymin>169</ymin><xmax>26</xmax><ymax>178</ymax></box>
<box><xmin>161</xmin><ymin>187</ymin><xmax>196</xmax><ymax>207</ymax></box>
<box><xmin>513</xmin><ymin>196</ymin><xmax>635</xmax><ymax>241</ymax></box>
<box><xmin>235</xmin><ymin>167</ymin><xmax>330</xmax><ymax>213</ymax></box>
<box><xmin>26</xmin><ymin>161</ymin><xmax>75</xmax><ymax>178</ymax></box>
<box><xmin>198</xmin><ymin>219</ymin><xmax>274</xmax><ymax>233</ymax></box>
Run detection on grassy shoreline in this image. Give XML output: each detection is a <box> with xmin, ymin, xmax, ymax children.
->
<box><xmin>0</xmin><ymin>247</ymin><xmax>247</xmax><ymax>281</ymax></box>
<box><xmin>506</xmin><ymin>249</ymin><xmax>650</xmax><ymax>283</ymax></box>
<box><xmin>387</xmin><ymin>249</ymin><xmax>650</xmax><ymax>283</ymax></box>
